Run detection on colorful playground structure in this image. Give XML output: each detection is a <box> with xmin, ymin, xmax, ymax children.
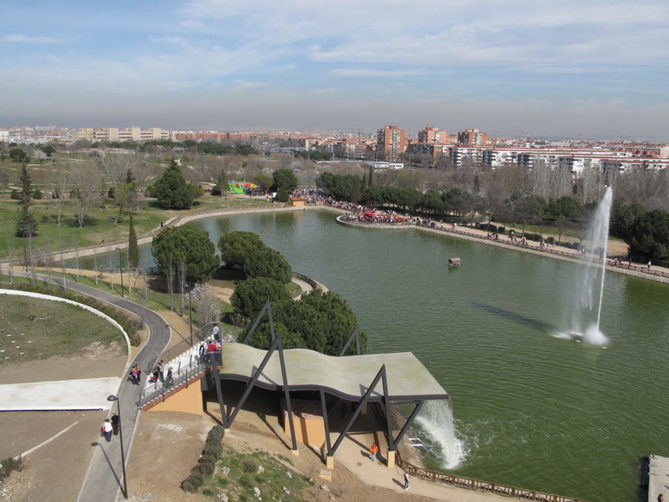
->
<box><xmin>228</xmin><ymin>180</ymin><xmax>257</xmax><ymax>194</ymax></box>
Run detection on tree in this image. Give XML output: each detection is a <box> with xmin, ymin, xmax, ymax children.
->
<box><xmin>253</xmin><ymin>172</ymin><xmax>273</xmax><ymax>190</ymax></box>
<box><xmin>245</xmin><ymin>246</ymin><xmax>292</xmax><ymax>283</ymax></box>
<box><xmin>128</xmin><ymin>215</ymin><xmax>139</xmax><ymax>269</ymax></box>
<box><xmin>152</xmin><ymin>224</ymin><xmax>219</xmax><ymax>286</ymax></box>
<box><xmin>244</xmin><ymin>290</ymin><xmax>366</xmax><ymax>355</ymax></box>
<box><xmin>150</xmin><ymin>160</ymin><xmax>196</xmax><ymax>209</ymax></box>
<box><xmin>15</xmin><ymin>163</ymin><xmax>37</xmax><ymax>238</ymax></box>
<box><xmin>218</xmin><ymin>231</ymin><xmax>265</xmax><ymax>270</ymax></box>
<box><xmin>230</xmin><ymin>277</ymin><xmax>291</xmax><ymax>319</ymax></box>
<box><xmin>275</xmin><ymin>187</ymin><xmax>290</xmax><ymax>202</ymax></box>
<box><xmin>272</xmin><ymin>168</ymin><xmax>298</xmax><ymax>191</ymax></box>
<box><xmin>626</xmin><ymin>209</ymin><xmax>669</xmax><ymax>262</ymax></box>
<box><xmin>9</xmin><ymin>148</ymin><xmax>28</xmax><ymax>163</ymax></box>
<box><xmin>41</xmin><ymin>145</ymin><xmax>56</xmax><ymax>157</ymax></box>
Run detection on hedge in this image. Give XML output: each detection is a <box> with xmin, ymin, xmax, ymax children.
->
<box><xmin>181</xmin><ymin>425</ymin><xmax>226</xmax><ymax>493</ymax></box>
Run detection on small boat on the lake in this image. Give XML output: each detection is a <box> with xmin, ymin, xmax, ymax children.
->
<box><xmin>448</xmin><ymin>257</ymin><xmax>461</xmax><ymax>267</ymax></box>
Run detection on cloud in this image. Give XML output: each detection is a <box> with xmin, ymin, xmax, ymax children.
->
<box><xmin>3</xmin><ymin>34</ymin><xmax>69</xmax><ymax>44</ymax></box>
<box><xmin>331</xmin><ymin>68</ymin><xmax>430</xmax><ymax>77</ymax></box>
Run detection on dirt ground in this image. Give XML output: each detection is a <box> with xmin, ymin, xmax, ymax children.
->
<box><xmin>126</xmin><ymin>390</ymin><xmax>518</xmax><ymax>502</ymax></box>
<box><xmin>0</xmin><ymin>344</ymin><xmax>127</xmax><ymax>385</ymax></box>
<box><xmin>0</xmin><ymin>342</ymin><xmax>128</xmax><ymax>502</ymax></box>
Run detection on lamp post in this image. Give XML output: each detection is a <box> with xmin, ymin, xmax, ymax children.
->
<box><xmin>107</xmin><ymin>395</ymin><xmax>128</xmax><ymax>499</ymax></box>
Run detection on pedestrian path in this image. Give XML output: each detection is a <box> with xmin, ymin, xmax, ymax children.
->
<box><xmin>14</xmin><ymin>272</ymin><xmax>172</xmax><ymax>502</ymax></box>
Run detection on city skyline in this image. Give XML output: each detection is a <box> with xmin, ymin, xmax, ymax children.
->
<box><xmin>1</xmin><ymin>0</ymin><xmax>668</xmax><ymax>139</ymax></box>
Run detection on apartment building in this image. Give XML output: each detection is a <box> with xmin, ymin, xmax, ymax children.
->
<box><xmin>450</xmin><ymin>146</ymin><xmax>484</xmax><ymax>166</ymax></box>
<box><xmin>458</xmin><ymin>128</ymin><xmax>488</xmax><ymax>146</ymax></box>
<box><xmin>418</xmin><ymin>126</ymin><xmax>449</xmax><ymax>144</ymax></box>
<box><xmin>73</xmin><ymin>127</ymin><xmax>171</xmax><ymax>142</ymax></box>
<box><xmin>376</xmin><ymin>125</ymin><xmax>407</xmax><ymax>161</ymax></box>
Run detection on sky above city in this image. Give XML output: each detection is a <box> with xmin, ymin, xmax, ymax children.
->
<box><xmin>1</xmin><ymin>0</ymin><xmax>668</xmax><ymax>138</ymax></box>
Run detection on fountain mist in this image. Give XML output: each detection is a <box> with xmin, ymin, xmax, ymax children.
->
<box><xmin>561</xmin><ymin>187</ymin><xmax>612</xmax><ymax>345</ymax></box>
<box><xmin>414</xmin><ymin>400</ymin><xmax>467</xmax><ymax>469</ymax></box>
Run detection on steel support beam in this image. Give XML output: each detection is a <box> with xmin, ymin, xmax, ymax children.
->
<box><xmin>339</xmin><ymin>327</ymin><xmax>361</xmax><ymax>356</ymax></box>
<box><xmin>241</xmin><ymin>300</ymin><xmax>271</xmax><ymax>344</ymax></box>
<box><xmin>214</xmin><ymin>370</ymin><xmax>226</xmax><ymax>423</ymax></box>
<box><xmin>389</xmin><ymin>400</ymin><xmax>424</xmax><ymax>450</ymax></box>
<box><xmin>278</xmin><ymin>342</ymin><xmax>298</xmax><ymax>451</ymax></box>
<box><xmin>330</xmin><ymin>365</ymin><xmax>387</xmax><ymax>455</ymax></box>
<box><xmin>224</xmin><ymin>335</ymin><xmax>281</xmax><ymax>428</ymax></box>
<box><xmin>320</xmin><ymin>390</ymin><xmax>332</xmax><ymax>456</ymax></box>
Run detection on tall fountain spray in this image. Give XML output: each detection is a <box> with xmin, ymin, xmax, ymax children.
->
<box><xmin>563</xmin><ymin>186</ymin><xmax>613</xmax><ymax>345</ymax></box>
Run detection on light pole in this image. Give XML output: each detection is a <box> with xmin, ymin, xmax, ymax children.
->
<box><xmin>107</xmin><ymin>395</ymin><xmax>128</xmax><ymax>499</ymax></box>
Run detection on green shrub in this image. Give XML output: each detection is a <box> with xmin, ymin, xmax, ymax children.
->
<box><xmin>10</xmin><ymin>189</ymin><xmax>19</xmax><ymax>200</ymax></box>
<box><xmin>0</xmin><ymin>456</ymin><xmax>23</xmax><ymax>481</ymax></box>
<box><xmin>180</xmin><ymin>472</ymin><xmax>204</xmax><ymax>492</ymax></box>
<box><xmin>242</xmin><ymin>459</ymin><xmax>258</xmax><ymax>473</ymax></box>
<box><xmin>197</xmin><ymin>456</ymin><xmax>215</xmax><ymax>475</ymax></box>
<box><xmin>33</xmin><ymin>188</ymin><xmax>42</xmax><ymax>200</ymax></box>
<box><xmin>546</xmin><ymin>236</ymin><xmax>555</xmax><ymax>244</ymax></box>
<box><xmin>497</xmin><ymin>226</ymin><xmax>505</xmax><ymax>234</ymax></box>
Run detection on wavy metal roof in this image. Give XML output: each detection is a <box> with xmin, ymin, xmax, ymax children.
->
<box><xmin>220</xmin><ymin>343</ymin><xmax>448</xmax><ymax>403</ymax></box>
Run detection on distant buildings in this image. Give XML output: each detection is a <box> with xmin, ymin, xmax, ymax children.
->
<box><xmin>72</xmin><ymin>127</ymin><xmax>171</xmax><ymax>142</ymax></box>
<box><xmin>418</xmin><ymin>127</ymin><xmax>449</xmax><ymax>144</ymax></box>
<box><xmin>457</xmin><ymin>128</ymin><xmax>488</xmax><ymax>146</ymax></box>
<box><xmin>376</xmin><ymin>125</ymin><xmax>407</xmax><ymax>161</ymax></box>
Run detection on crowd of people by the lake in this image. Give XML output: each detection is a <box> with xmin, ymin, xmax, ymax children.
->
<box><xmin>289</xmin><ymin>189</ymin><xmax>668</xmax><ymax>278</ymax></box>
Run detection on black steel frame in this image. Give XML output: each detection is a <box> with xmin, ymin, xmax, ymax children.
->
<box><xmin>339</xmin><ymin>327</ymin><xmax>362</xmax><ymax>356</ymax></box>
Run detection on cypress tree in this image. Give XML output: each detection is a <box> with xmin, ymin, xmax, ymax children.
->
<box><xmin>128</xmin><ymin>215</ymin><xmax>139</xmax><ymax>269</ymax></box>
<box><xmin>15</xmin><ymin>163</ymin><xmax>37</xmax><ymax>238</ymax></box>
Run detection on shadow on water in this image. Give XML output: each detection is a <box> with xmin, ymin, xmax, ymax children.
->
<box><xmin>473</xmin><ymin>303</ymin><xmax>556</xmax><ymax>333</ymax></box>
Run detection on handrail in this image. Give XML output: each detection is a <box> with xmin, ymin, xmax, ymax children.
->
<box><xmin>395</xmin><ymin>452</ymin><xmax>585</xmax><ymax>502</ymax></box>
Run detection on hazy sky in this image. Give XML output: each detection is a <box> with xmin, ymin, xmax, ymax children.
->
<box><xmin>1</xmin><ymin>0</ymin><xmax>668</xmax><ymax>138</ymax></box>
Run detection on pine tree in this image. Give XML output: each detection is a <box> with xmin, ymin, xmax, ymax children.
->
<box><xmin>128</xmin><ymin>215</ymin><xmax>139</xmax><ymax>269</ymax></box>
<box><xmin>15</xmin><ymin>163</ymin><xmax>37</xmax><ymax>238</ymax></box>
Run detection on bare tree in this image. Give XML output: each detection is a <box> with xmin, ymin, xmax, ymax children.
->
<box><xmin>49</xmin><ymin>166</ymin><xmax>68</xmax><ymax>226</ymax></box>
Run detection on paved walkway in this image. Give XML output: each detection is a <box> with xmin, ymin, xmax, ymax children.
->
<box><xmin>14</xmin><ymin>272</ymin><xmax>171</xmax><ymax>502</ymax></box>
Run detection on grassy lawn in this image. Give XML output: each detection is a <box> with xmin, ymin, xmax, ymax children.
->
<box><xmin>198</xmin><ymin>448</ymin><xmax>311</xmax><ymax>501</ymax></box>
<box><xmin>0</xmin><ymin>295</ymin><xmax>125</xmax><ymax>363</ymax></box>
<box><xmin>0</xmin><ymin>195</ymin><xmax>272</xmax><ymax>259</ymax></box>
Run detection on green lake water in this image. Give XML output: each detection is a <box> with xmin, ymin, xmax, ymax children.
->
<box><xmin>76</xmin><ymin>210</ymin><xmax>669</xmax><ymax>501</ymax></box>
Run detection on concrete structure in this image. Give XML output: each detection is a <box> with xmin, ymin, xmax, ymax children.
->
<box><xmin>648</xmin><ymin>454</ymin><xmax>669</xmax><ymax>502</ymax></box>
<box><xmin>149</xmin><ymin>379</ymin><xmax>203</xmax><ymax>415</ymax></box>
<box><xmin>376</xmin><ymin>125</ymin><xmax>407</xmax><ymax>161</ymax></box>
<box><xmin>0</xmin><ymin>377</ymin><xmax>121</xmax><ymax>411</ymax></box>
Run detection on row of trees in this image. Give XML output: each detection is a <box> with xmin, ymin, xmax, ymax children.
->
<box><xmin>317</xmin><ymin>171</ymin><xmax>669</xmax><ymax>262</ymax></box>
<box><xmin>611</xmin><ymin>203</ymin><xmax>669</xmax><ymax>263</ymax></box>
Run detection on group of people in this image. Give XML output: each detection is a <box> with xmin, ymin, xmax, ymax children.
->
<box><xmin>198</xmin><ymin>337</ymin><xmax>222</xmax><ymax>364</ymax></box>
<box><xmin>100</xmin><ymin>414</ymin><xmax>120</xmax><ymax>442</ymax></box>
<box><xmin>129</xmin><ymin>364</ymin><xmax>142</xmax><ymax>385</ymax></box>
<box><xmin>149</xmin><ymin>360</ymin><xmax>174</xmax><ymax>387</ymax></box>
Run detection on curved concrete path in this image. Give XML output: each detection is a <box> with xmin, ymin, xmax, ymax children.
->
<box><xmin>14</xmin><ymin>272</ymin><xmax>171</xmax><ymax>502</ymax></box>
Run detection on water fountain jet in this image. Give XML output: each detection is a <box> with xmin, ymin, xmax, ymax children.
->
<box><xmin>557</xmin><ymin>187</ymin><xmax>612</xmax><ymax>346</ymax></box>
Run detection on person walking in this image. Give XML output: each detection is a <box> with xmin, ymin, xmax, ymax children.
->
<box><xmin>111</xmin><ymin>414</ymin><xmax>120</xmax><ymax>436</ymax></box>
<box><xmin>135</xmin><ymin>365</ymin><xmax>142</xmax><ymax>384</ymax></box>
<box><xmin>101</xmin><ymin>419</ymin><xmax>113</xmax><ymax>442</ymax></box>
<box><xmin>369</xmin><ymin>443</ymin><xmax>379</xmax><ymax>463</ymax></box>
<box><xmin>212</xmin><ymin>324</ymin><xmax>221</xmax><ymax>342</ymax></box>
<box><xmin>129</xmin><ymin>365</ymin><xmax>138</xmax><ymax>385</ymax></box>
<box><xmin>403</xmin><ymin>472</ymin><xmax>410</xmax><ymax>491</ymax></box>
<box><xmin>166</xmin><ymin>367</ymin><xmax>174</xmax><ymax>387</ymax></box>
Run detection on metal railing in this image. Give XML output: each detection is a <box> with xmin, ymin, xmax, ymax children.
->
<box><xmin>395</xmin><ymin>452</ymin><xmax>584</xmax><ymax>502</ymax></box>
<box><xmin>139</xmin><ymin>350</ymin><xmax>222</xmax><ymax>406</ymax></box>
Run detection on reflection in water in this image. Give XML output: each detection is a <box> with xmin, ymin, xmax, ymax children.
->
<box><xmin>473</xmin><ymin>303</ymin><xmax>555</xmax><ymax>333</ymax></box>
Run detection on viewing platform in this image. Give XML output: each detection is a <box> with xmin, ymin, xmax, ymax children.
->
<box><xmin>649</xmin><ymin>454</ymin><xmax>669</xmax><ymax>502</ymax></box>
